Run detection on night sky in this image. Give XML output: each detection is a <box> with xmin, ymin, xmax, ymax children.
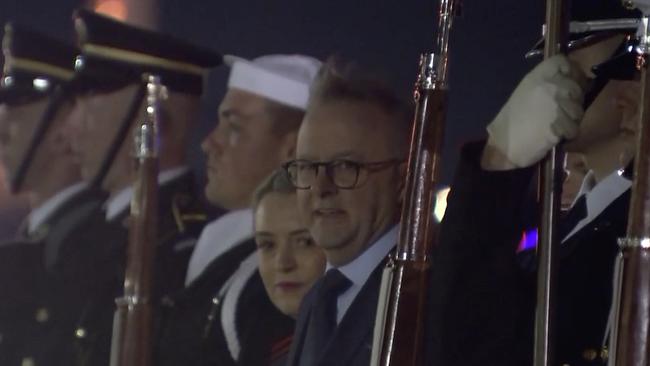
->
<box><xmin>0</xmin><ymin>0</ymin><xmax>544</xmax><ymax>186</ymax></box>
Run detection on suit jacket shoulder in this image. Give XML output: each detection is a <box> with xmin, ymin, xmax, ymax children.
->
<box><xmin>288</xmin><ymin>260</ymin><xmax>387</xmax><ymax>366</ymax></box>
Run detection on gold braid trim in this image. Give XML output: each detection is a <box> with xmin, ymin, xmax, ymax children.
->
<box><xmin>82</xmin><ymin>43</ymin><xmax>205</xmax><ymax>76</ymax></box>
<box><xmin>6</xmin><ymin>57</ymin><xmax>74</xmax><ymax>81</ymax></box>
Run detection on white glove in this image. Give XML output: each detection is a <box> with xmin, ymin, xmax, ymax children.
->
<box><xmin>486</xmin><ymin>55</ymin><xmax>585</xmax><ymax>168</ymax></box>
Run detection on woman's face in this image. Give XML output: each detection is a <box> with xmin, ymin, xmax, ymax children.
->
<box><xmin>255</xmin><ymin>192</ymin><xmax>326</xmax><ymax>318</ymax></box>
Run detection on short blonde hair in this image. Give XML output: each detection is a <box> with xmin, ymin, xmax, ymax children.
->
<box><xmin>251</xmin><ymin>168</ymin><xmax>295</xmax><ymax>209</ymax></box>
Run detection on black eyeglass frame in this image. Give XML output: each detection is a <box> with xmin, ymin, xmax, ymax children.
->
<box><xmin>282</xmin><ymin>158</ymin><xmax>403</xmax><ymax>190</ymax></box>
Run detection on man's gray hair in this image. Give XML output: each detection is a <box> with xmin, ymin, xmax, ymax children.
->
<box><xmin>307</xmin><ymin>58</ymin><xmax>413</xmax><ymax>157</ymax></box>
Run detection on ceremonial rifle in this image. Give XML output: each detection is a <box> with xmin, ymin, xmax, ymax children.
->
<box><xmin>534</xmin><ymin>1</ymin><xmax>569</xmax><ymax>366</ymax></box>
<box><xmin>609</xmin><ymin>1</ymin><xmax>650</xmax><ymax>364</ymax></box>
<box><xmin>370</xmin><ymin>1</ymin><xmax>459</xmax><ymax>365</ymax></box>
<box><xmin>109</xmin><ymin>74</ymin><xmax>166</xmax><ymax>366</ymax></box>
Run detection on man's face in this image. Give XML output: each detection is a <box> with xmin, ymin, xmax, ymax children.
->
<box><xmin>295</xmin><ymin>100</ymin><xmax>403</xmax><ymax>266</ymax></box>
<box><xmin>565</xmin><ymin>79</ymin><xmax>639</xmax><ymax>168</ymax></box>
<box><xmin>0</xmin><ymin>99</ymin><xmax>48</xmax><ymax>187</ymax></box>
<box><xmin>71</xmin><ymin>85</ymin><xmax>138</xmax><ymax>188</ymax></box>
<box><xmin>202</xmin><ymin>89</ymin><xmax>292</xmax><ymax>210</ymax></box>
<box><xmin>564</xmin><ymin>35</ymin><xmax>640</xmax><ymax>169</ymax></box>
<box><xmin>255</xmin><ymin>192</ymin><xmax>326</xmax><ymax>318</ymax></box>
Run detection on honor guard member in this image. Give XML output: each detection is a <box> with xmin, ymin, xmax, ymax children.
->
<box><xmin>156</xmin><ymin>54</ymin><xmax>321</xmax><ymax>366</ymax></box>
<box><xmin>283</xmin><ymin>62</ymin><xmax>411</xmax><ymax>366</ymax></box>
<box><xmin>0</xmin><ymin>23</ymin><xmax>108</xmax><ymax>366</ymax></box>
<box><xmin>0</xmin><ymin>176</ymin><xmax>29</xmax><ymax>242</ymax></box>
<box><xmin>432</xmin><ymin>0</ymin><xmax>644</xmax><ymax>365</ymax></box>
<box><xmin>44</xmin><ymin>9</ymin><xmax>222</xmax><ymax>366</ymax></box>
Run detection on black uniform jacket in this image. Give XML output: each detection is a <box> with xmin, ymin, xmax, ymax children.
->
<box><xmin>155</xmin><ymin>237</ymin><xmax>294</xmax><ymax>366</ymax></box>
<box><xmin>0</xmin><ymin>186</ymin><xmax>107</xmax><ymax>366</ymax></box>
<box><xmin>45</xmin><ymin>171</ymin><xmax>208</xmax><ymax>366</ymax></box>
<box><xmin>286</xmin><ymin>260</ymin><xmax>385</xmax><ymax>366</ymax></box>
<box><xmin>430</xmin><ymin>141</ymin><xmax>629</xmax><ymax>366</ymax></box>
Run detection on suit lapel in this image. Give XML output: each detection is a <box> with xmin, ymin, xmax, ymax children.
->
<box><xmin>287</xmin><ymin>286</ymin><xmax>316</xmax><ymax>366</ymax></box>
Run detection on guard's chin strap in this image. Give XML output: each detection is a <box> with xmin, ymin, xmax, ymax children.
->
<box><xmin>11</xmin><ymin>86</ymin><xmax>67</xmax><ymax>193</ymax></box>
<box><xmin>89</xmin><ymin>81</ymin><xmax>147</xmax><ymax>190</ymax></box>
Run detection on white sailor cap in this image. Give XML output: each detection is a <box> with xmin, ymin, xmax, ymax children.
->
<box><xmin>225</xmin><ymin>54</ymin><xmax>322</xmax><ymax>110</ymax></box>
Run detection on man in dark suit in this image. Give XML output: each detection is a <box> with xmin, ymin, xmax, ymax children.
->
<box><xmin>283</xmin><ymin>62</ymin><xmax>411</xmax><ymax>366</ymax></box>
<box><xmin>432</xmin><ymin>1</ymin><xmax>644</xmax><ymax>365</ymax></box>
<box><xmin>0</xmin><ymin>23</ymin><xmax>111</xmax><ymax>366</ymax></box>
<box><xmin>157</xmin><ymin>54</ymin><xmax>321</xmax><ymax>366</ymax></box>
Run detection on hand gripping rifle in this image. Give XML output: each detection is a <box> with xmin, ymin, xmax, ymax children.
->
<box><xmin>109</xmin><ymin>74</ymin><xmax>166</xmax><ymax>366</ymax></box>
<box><xmin>370</xmin><ymin>1</ymin><xmax>459</xmax><ymax>365</ymax></box>
<box><xmin>609</xmin><ymin>1</ymin><xmax>650</xmax><ymax>365</ymax></box>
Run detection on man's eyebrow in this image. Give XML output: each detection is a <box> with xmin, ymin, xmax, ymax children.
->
<box><xmin>295</xmin><ymin>151</ymin><xmax>359</xmax><ymax>161</ymax></box>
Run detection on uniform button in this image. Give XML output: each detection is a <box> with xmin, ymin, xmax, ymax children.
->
<box><xmin>161</xmin><ymin>296</ymin><xmax>175</xmax><ymax>307</ymax></box>
<box><xmin>21</xmin><ymin>357</ymin><xmax>35</xmax><ymax>366</ymax></box>
<box><xmin>212</xmin><ymin>297</ymin><xmax>220</xmax><ymax>306</ymax></box>
<box><xmin>600</xmin><ymin>347</ymin><xmax>609</xmax><ymax>361</ymax></box>
<box><xmin>75</xmin><ymin>327</ymin><xmax>87</xmax><ymax>339</ymax></box>
<box><xmin>35</xmin><ymin>307</ymin><xmax>49</xmax><ymax>323</ymax></box>
<box><xmin>582</xmin><ymin>348</ymin><xmax>598</xmax><ymax>361</ymax></box>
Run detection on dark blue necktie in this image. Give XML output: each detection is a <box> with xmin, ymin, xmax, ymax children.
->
<box><xmin>299</xmin><ymin>269</ymin><xmax>352</xmax><ymax>366</ymax></box>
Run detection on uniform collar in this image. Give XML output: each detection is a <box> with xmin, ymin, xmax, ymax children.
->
<box><xmin>563</xmin><ymin>169</ymin><xmax>631</xmax><ymax>242</ymax></box>
<box><xmin>184</xmin><ymin>208</ymin><xmax>254</xmax><ymax>286</ymax></box>
<box><xmin>104</xmin><ymin>166</ymin><xmax>189</xmax><ymax>221</ymax></box>
<box><xmin>27</xmin><ymin>181</ymin><xmax>88</xmax><ymax>234</ymax></box>
<box><xmin>572</xmin><ymin>170</ymin><xmax>597</xmax><ymax>203</ymax></box>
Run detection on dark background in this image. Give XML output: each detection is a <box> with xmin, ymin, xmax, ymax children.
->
<box><xmin>0</xmin><ymin>0</ymin><xmax>543</xmax><ymax>186</ymax></box>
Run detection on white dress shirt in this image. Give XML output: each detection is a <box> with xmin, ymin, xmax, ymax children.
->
<box><xmin>330</xmin><ymin>224</ymin><xmax>398</xmax><ymax>323</ymax></box>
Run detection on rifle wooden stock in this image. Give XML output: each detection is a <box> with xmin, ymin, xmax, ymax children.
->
<box><xmin>371</xmin><ymin>1</ymin><xmax>457</xmax><ymax>364</ymax></box>
<box><xmin>534</xmin><ymin>1</ymin><xmax>568</xmax><ymax>365</ymax></box>
<box><xmin>373</xmin><ymin>87</ymin><xmax>446</xmax><ymax>366</ymax></box>
<box><xmin>110</xmin><ymin>75</ymin><xmax>163</xmax><ymax>366</ymax></box>
<box><xmin>612</xmin><ymin>15</ymin><xmax>650</xmax><ymax>366</ymax></box>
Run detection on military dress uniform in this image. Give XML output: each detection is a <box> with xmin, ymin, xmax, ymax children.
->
<box><xmin>0</xmin><ymin>184</ymin><xmax>108</xmax><ymax>366</ymax></box>
<box><xmin>0</xmin><ymin>22</ymin><xmax>108</xmax><ymax>366</ymax></box>
<box><xmin>430</xmin><ymin>0</ymin><xmax>644</xmax><ymax>364</ymax></box>
<box><xmin>433</xmin><ymin>141</ymin><xmax>632</xmax><ymax>366</ymax></box>
<box><xmin>37</xmin><ymin>9</ymin><xmax>223</xmax><ymax>365</ymax></box>
<box><xmin>45</xmin><ymin>168</ymin><xmax>209</xmax><ymax>366</ymax></box>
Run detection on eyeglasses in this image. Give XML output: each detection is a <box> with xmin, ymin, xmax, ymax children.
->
<box><xmin>283</xmin><ymin>158</ymin><xmax>402</xmax><ymax>189</ymax></box>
